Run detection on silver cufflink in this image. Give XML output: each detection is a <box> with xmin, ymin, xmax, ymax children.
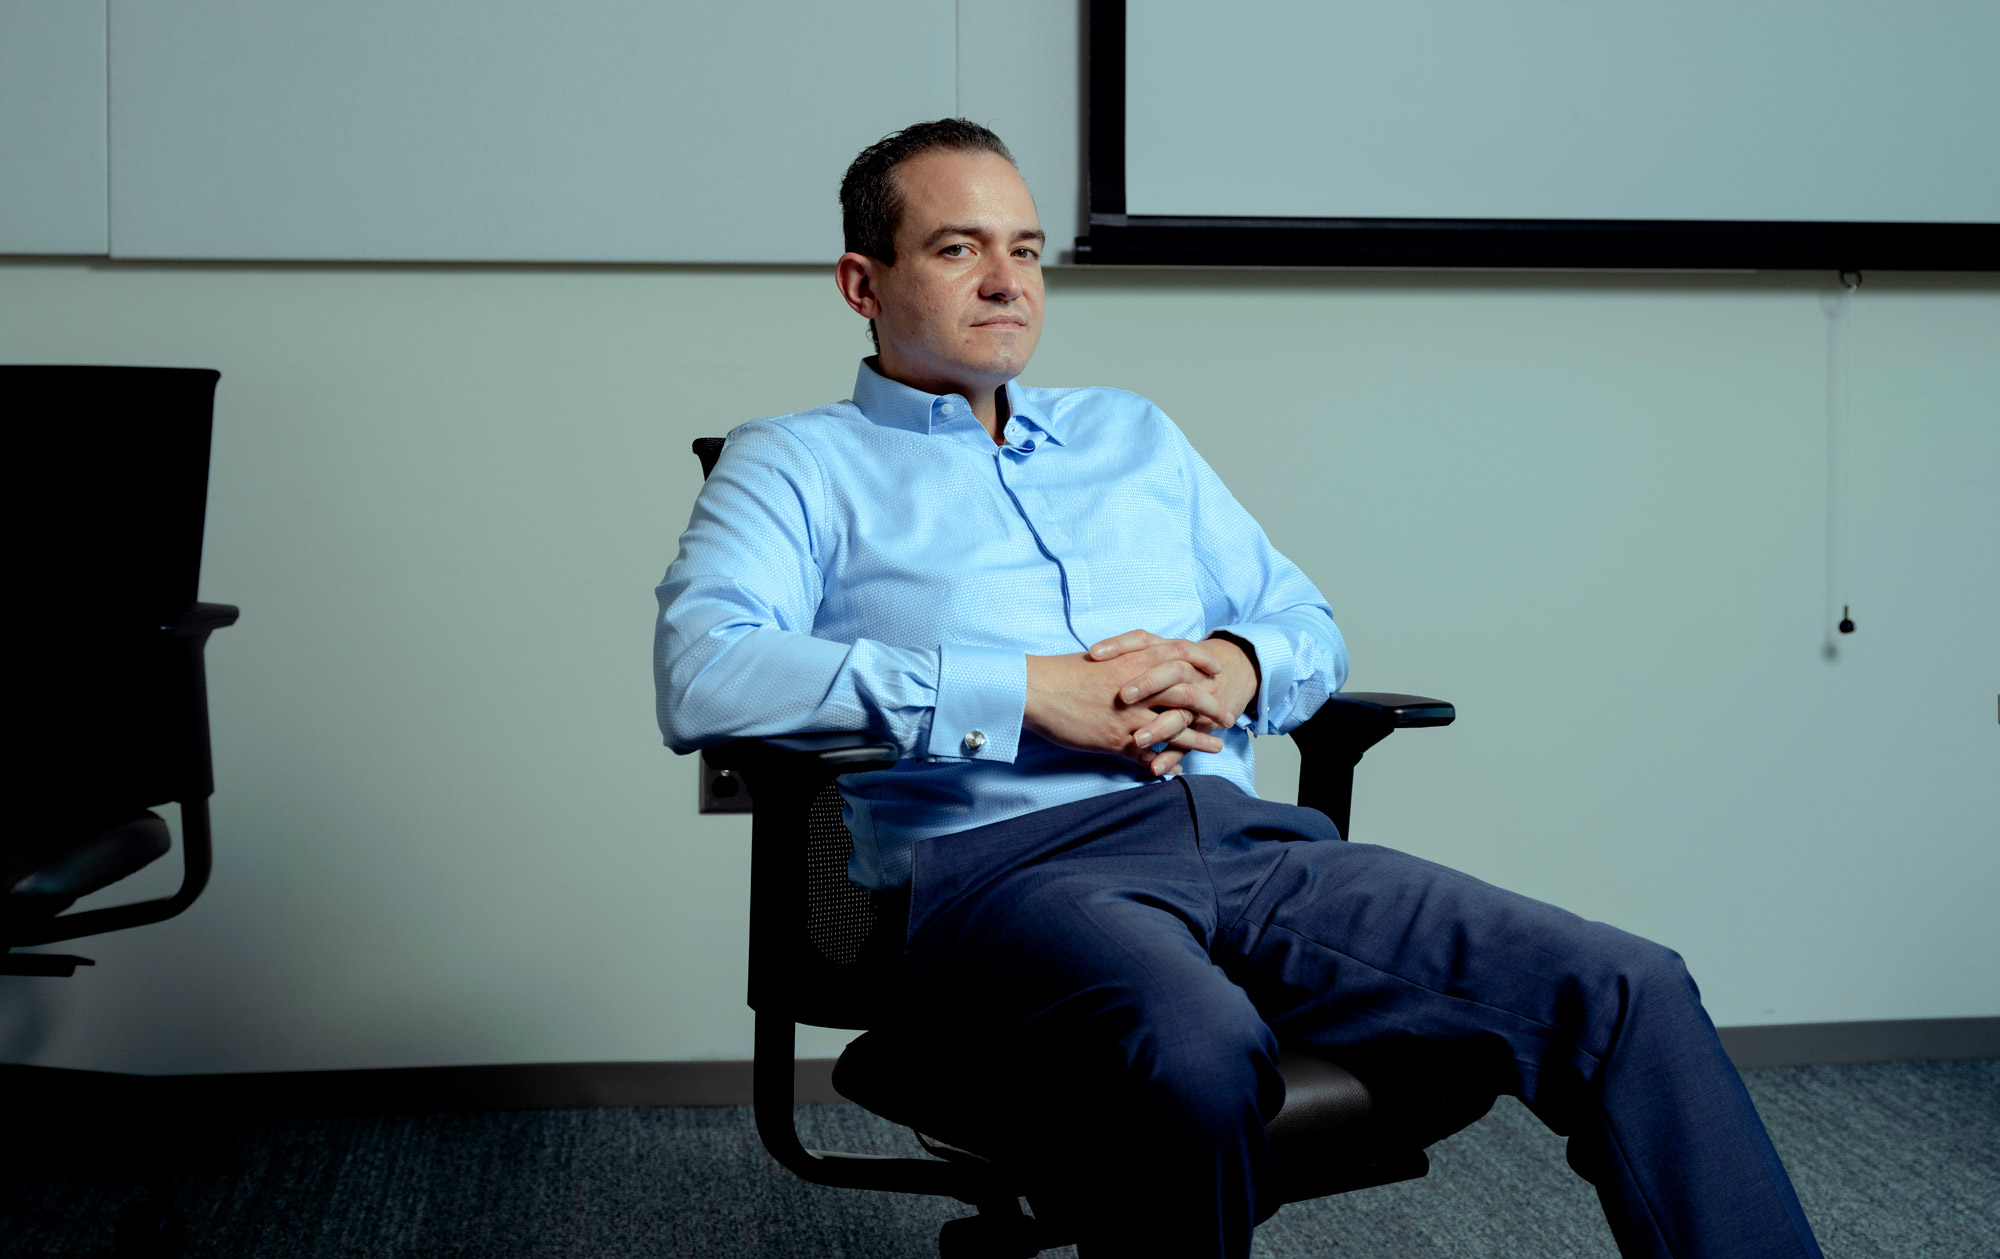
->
<box><xmin>963</xmin><ymin>730</ymin><xmax>987</xmax><ymax>752</ymax></box>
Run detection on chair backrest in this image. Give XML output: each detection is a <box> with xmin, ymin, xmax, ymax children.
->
<box><xmin>10</xmin><ymin>366</ymin><xmax>219</xmax><ymax>626</ymax></box>
<box><xmin>8</xmin><ymin>366</ymin><xmax>222</xmax><ymax>833</ymax></box>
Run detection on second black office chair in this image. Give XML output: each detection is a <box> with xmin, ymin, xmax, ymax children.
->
<box><xmin>688</xmin><ymin>436</ymin><xmax>1497</xmax><ymax>1258</ymax></box>
<box><xmin>4</xmin><ymin>365</ymin><xmax>238</xmax><ymax>979</ymax></box>
<box><xmin>3</xmin><ymin>364</ymin><xmax>240</xmax><ymax>1258</ymax></box>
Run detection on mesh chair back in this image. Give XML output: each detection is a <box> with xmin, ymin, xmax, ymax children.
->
<box><xmin>805</xmin><ymin>783</ymin><xmax>878</xmax><ymax>966</ymax></box>
<box><xmin>744</xmin><ymin>762</ymin><xmax>903</xmax><ymax>1029</ymax></box>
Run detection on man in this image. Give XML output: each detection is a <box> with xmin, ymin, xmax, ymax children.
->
<box><xmin>655</xmin><ymin>120</ymin><xmax>1823</xmax><ymax>1259</ymax></box>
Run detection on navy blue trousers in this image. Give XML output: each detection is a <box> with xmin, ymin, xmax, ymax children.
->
<box><xmin>900</xmin><ymin>774</ymin><xmax>1822</xmax><ymax>1259</ymax></box>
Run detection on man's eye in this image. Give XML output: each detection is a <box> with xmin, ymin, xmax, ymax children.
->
<box><xmin>941</xmin><ymin>244</ymin><xmax>969</xmax><ymax>257</ymax></box>
<box><xmin>1015</xmin><ymin>248</ymin><xmax>1040</xmax><ymax>260</ymax></box>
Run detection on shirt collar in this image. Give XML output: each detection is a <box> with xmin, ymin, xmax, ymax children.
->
<box><xmin>850</xmin><ymin>358</ymin><xmax>1065</xmax><ymax>448</ymax></box>
<box><xmin>1002</xmin><ymin>379</ymin><xmax>1064</xmax><ymax>447</ymax></box>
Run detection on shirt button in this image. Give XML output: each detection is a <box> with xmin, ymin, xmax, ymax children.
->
<box><xmin>963</xmin><ymin>730</ymin><xmax>987</xmax><ymax>753</ymax></box>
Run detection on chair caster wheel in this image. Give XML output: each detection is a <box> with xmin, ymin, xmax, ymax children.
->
<box><xmin>114</xmin><ymin>1196</ymin><xmax>186</xmax><ymax>1258</ymax></box>
<box><xmin>938</xmin><ymin>1213</ymin><xmax>1037</xmax><ymax>1258</ymax></box>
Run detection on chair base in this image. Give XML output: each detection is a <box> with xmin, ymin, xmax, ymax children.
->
<box><xmin>938</xmin><ymin>1202</ymin><xmax>1044</xmax><ymax>1259</ymax></box>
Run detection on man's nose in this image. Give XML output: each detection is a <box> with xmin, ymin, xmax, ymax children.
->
<box><xmin>979</xmin><ymin>255</ymin><xmax>1023</xmax><ymax>301</ymax></box>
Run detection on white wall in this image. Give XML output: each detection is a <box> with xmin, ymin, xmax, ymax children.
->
<box><xmin>3</xmin><ymin>260</ymin><xmax>1994</xmax><ymax>1074</ymax></box>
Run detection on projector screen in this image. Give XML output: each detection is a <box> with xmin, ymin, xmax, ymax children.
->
<box><xmin>1081</xmin><ymin>0</ymin><xmax>2000</xmax><ymax>269</ymax></box>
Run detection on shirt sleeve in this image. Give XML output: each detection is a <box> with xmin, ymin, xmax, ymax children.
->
<box><xmin>1165</xmin><ymin>412</ymin><xmax>1350</xmax><ymax>735</ymax></box>
<box><xmin>653</xmin><ymin>421</ymin><xmax>1024</xmax><ymax>764</ymax></box>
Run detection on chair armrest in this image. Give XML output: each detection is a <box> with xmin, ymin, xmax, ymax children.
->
<box><xmin>163</xmin><ymin>602</ymin><xmax>240</xmax><ymax>640</ymax></box>
<box><xmin>9</xmin><ymin>800</ymin><xmax>215</xmax><ymax>949</ymax></box>
<box><xmin>1290</xmin><ymin>692</ymin><xmax>1456</xmax><ymax>840</ymax></box>
<box><xmin>703</xmin><ymin>732</ymin><xmax>898</xmax><ymax>776</ymax></box>
<box><xmin>1324</xmin><ymin>692</ymin><xmax>1455</xmax><ymax>728</ymax></box>
<box><xmin>9</xmin><ymin>602</ymin><xmax>239</xmax><ymax>954</ymax></box>
<box><xmin>1291</xmin><ymin>692</ymin><xmax>1455</xmax><ymax>762</ymax></box>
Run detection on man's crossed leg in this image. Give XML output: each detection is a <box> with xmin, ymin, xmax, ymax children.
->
<box><xmin>900</xmin><ymin>774</ymin><xmax>1823</xmax><ymax>1259</ymax></box>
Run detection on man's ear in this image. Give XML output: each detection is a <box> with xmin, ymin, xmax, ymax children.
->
<box><xmin>834</xmin><ymin>252</ymin><xmax>883</xmax><ymax>320</ymax></box>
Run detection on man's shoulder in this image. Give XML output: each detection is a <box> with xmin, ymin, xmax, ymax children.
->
<box><xmin>715</xmin><ymin>401</ymin><xmax>869</xmax><ymax>467</ymax></box>
<box><xmin>725</xmin><ymin>400</ymin><xmax>862</xmax><ymax>443</ymax></box>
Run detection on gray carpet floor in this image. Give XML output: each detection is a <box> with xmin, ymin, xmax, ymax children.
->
<box><xmin>4</xmin><ymin>1060</ymin><xmax>1995</xmax><ymax>1258</ymax></box>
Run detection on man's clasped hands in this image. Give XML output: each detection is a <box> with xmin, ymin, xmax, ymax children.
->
<box><xmin>1024</xmin><ymin>630</ymin><xmax>1261</xmax><ymax>777</ymax></box>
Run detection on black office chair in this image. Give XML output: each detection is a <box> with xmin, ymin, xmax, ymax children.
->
<box><xmin>688</xmin><ymin>436</ymin><xmax>1496</xmax><ymax>1257</ymax></box>
<box><xmin>3</xmin><ymin>366</ymin><xmax>238</xmax><ymax>980</ymax></box>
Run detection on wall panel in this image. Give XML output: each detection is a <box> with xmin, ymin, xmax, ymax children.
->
<box><xmin>107</xmin><ymin>1</ymin><xmax>954</xmax><ymax>261</ymax></box>
<box><xmin>0</xmin><ymin>0</ymin><xmax>108</xmax><ymax>255</ymax></box>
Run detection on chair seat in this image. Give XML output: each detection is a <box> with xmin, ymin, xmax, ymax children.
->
<box><xmin>6</xmin><ymin>813</ymin><xmax>172</xmax><ymax>920</ymax></box>
<box><xmin>833</xmin><ymin>1027</ymin><xmax>1496</xmax><ymax>1211</ymax></box>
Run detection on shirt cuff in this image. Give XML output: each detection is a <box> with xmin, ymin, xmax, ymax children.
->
<box><xmin>927</xmin><ymin>644</ymin><xmax>1026</xmax><ymax>762</ymax></box>
<box><xmin>1212</xmin><ymin>622</ymin><xmax>1293</xmax><ymax>735</ymax></box>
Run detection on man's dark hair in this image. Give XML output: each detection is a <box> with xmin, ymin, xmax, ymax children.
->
<box><xmin>841</xmin><ymin>118</ymin><xmax>1017</xmax><ymax>266</ymax></box>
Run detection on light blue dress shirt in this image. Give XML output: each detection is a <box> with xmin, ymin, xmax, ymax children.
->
<box><xmin>655</xmin><ymin>360</ymin><xmax>1348</xmax><ymax>889</ymax></box>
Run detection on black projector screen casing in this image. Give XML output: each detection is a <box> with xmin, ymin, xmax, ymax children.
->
<box><xmin>1075</xmin><ymin>0</ymin><xmax>2000</xmax><ymax>271</ymax></box>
